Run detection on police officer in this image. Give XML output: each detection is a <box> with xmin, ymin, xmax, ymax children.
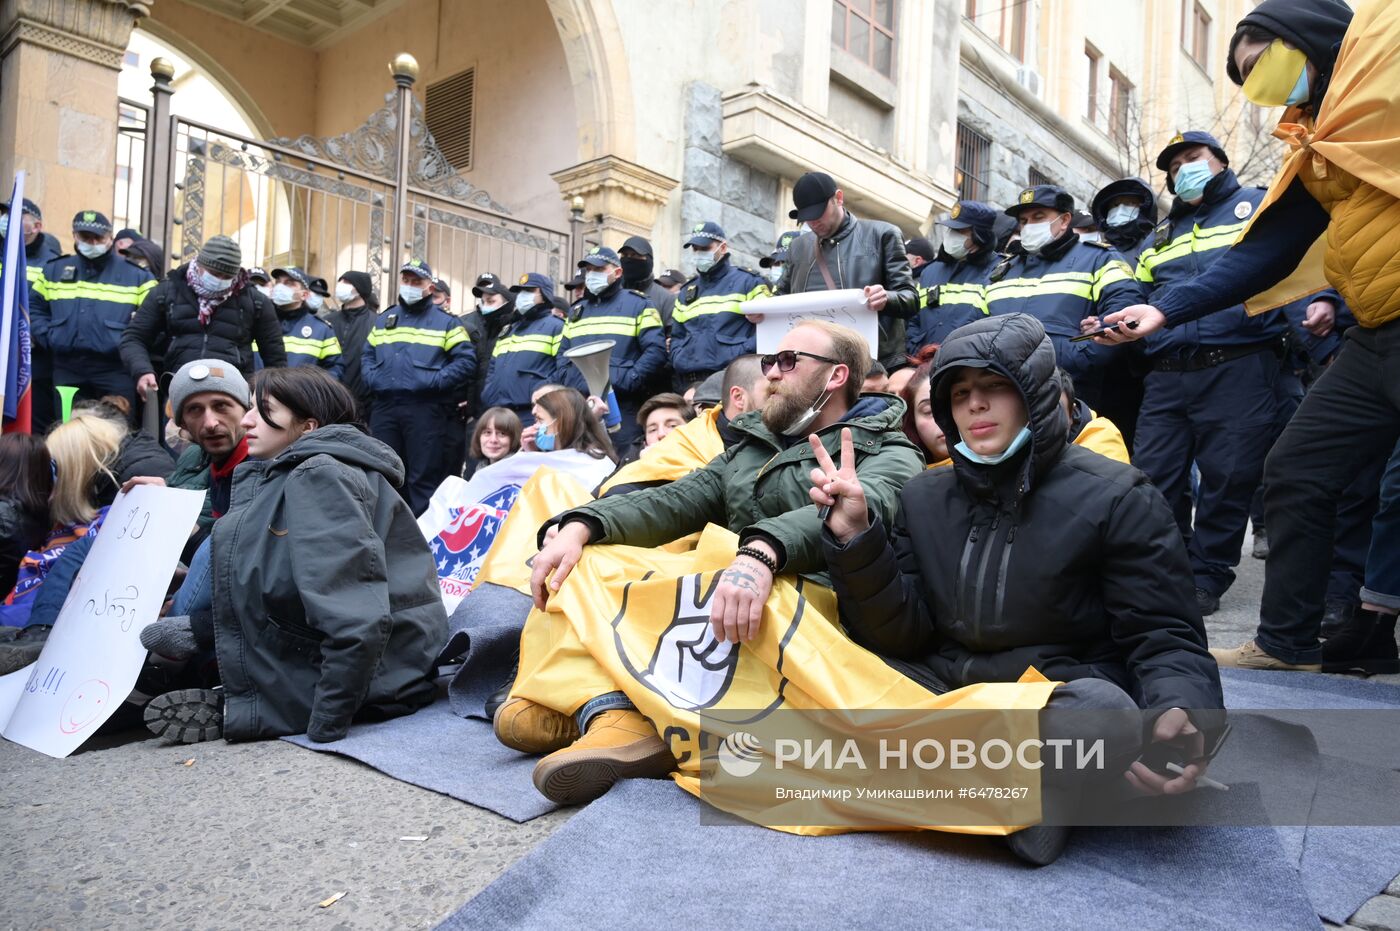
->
<box><xmin>305</xmin><ymin>276</ymin><xmax>330</xmax><ymax>314</ymax></box>
<box><xmin>1091</xmin><ymin>178</ymin><xmax>1159</xmax><ymax>261</ymax></box>
<box><xmin>363</xmin><ymin>259</ymin><xmax>476</xmax><ymax>512</ymax></box>
<box><xmin>758</xmin><ymin>231</ymin><xmax>800</xmax><ymax>291</ymax></box>
<box><xmin>1124</xmin><ymin>131</ymin><xmax>1316</xmax><ymax>617</ymax></box>
<box><xmin>264</xmin><ymin>267</ymin><xmax>343</xmax><ymax>377</ymax></box>
<box><xmin>31</xmin><ymin>210</ymin><xmax>155</xmax><ymax>411</ymax></box>
<box><xmin>480</xmin><ymin>272</ymin><xmax>566</xmax><ymax>427</ymax></box>
<box><xmin>1</xmin><ymin>198</ymin><xmax>62</xmax><ymax>429</ymax></box>
<box><xmin>560</xmin><ymin>246</ymin><xmax>667</xmax><ymax>451</ymax></box>
<box><xmin>619</xmin><ymin>236</ymin><xmax>678</xmax><ymax>332</ymax></box>
<box><xmin>247</xmin><ymin>266</ymin><xmax>273</xmax><ymax>299</ymax></box>
<box><xmin>908</xmin><ymin>200</ymin><xmax>998</xmax><ymax>354</ymax></box>
<box><xmin>984</xmin><ymin>185</ymin><xmax>1142</xmax><ymax>406</ymax></box>
<box><xmin>669</xmin><ymin>222</ymin><xmax>770</xmax><ymax>389</ymax></box>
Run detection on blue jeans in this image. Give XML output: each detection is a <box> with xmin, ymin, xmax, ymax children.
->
<box><xmin>1362</xmin><ymin>442</ymin><xmax>1400</xmax><ymax>611</ymax></box>
<box><xmin>171</xmin><ymin>536</ymin><xmax>213</xmax><ymax>618</ymax></box>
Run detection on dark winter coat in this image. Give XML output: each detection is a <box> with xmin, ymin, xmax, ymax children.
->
<box><xmin>823</xmin><ymin>314</ymin><xmax>1224</xmax><ymax>722</ymax></box>
<box><xmin>211</xmin><ymin>425</ymin><xmax>446</xmax><ymax>742</ymax></box>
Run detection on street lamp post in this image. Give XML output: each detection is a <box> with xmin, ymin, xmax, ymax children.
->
<box><xmin>388</xmin><ymin>53</ymin><xmax>419</xmax><ymax>274</ymax></box>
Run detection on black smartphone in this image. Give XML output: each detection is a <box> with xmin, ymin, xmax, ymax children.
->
<box><xmin>1071</xmin><ymin>324</ymin><xmax>1119</xmax><ymax>342</ymax></box>
<box><xmin>1138</xmin><ymin>721</ymin><xmax>1233</xmax><ymax>777</ymax></box>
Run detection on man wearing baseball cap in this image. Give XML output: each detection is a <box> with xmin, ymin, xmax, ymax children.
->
<box><xmin>262</xmin><ymin>266</ymin><xmax>342</xmax><ymax>378</ymax></box>
<box><xmin>480</xmin><ymin>272</ymin><xmax>567</xmax><ymax>427</ymax></box>
<box><xmin>982</xmin><ymin>185</ymin><xmax>1143</xmax><ymax>406</ymax></box>
<box><xmin>31</xmin><ymin>210</ymin><xmax>156</xmax><ymax>413</ymax></box>
<box><xmin>558</xmin><ymin>246</ymin><xmax>667</xmax><ymax>450</ymax></box>
<box><xmin>907</xmin><ymin>200</ymin><xmax>999</xmax><ymax>354</ymax></box>
<box><xmin>362</xmin><ymin>258</ymin><xmax>477</xmax><ymax>513</ymax></box>
<box><xmin>669</xmin><ymin>221</ymin><xmax>770</xmax><ymax>389</ymax></box>
<box><xmin>757</xmin><ymin>231</ymin><xmax>800</xmax><ymax>290</ymax></box>
<box><xmin>777</xmin><ymin>171</ymin><xmax>920</xmax><ymax>371</ymax></box>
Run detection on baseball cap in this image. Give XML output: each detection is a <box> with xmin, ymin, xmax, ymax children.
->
<box><xmin>937</xmin><ymin>201</ymin><xmax>998</xmax><ymax>232</ymax></box>
<box><xmin>1</xmin><ymin>198</ymin><xmax>41</xmax><ymax>220</ymax></box>
<box><xmin>904</xmin><ymin>237</ymin><xmax>936</xmax><ymax>263</ymax></box>
<box><xmin>788</xmin><ymin>171</ymin><xmax>838</xmax><ymax>221</ymax></box>
<box><xmin>472</xmin><ymin>272</ymin><xmax>511</xmax><ymax>299</ymax></box>
<box><xmin>1155</xmin><ymin>131</ymin><xmax>1229</xmax><ymax>173</ymax></box>
<box><xmin>511</xmin><ymin>272</ymin><xmax>556</xmax><ymax>303</ymax></box>
<box><xmin>246</xmin><ymin>266</ymin><xmax>271</xmax><ymax>284</ymax></box>
<box><xmin>400</xmin><ymin>258</ymin><xmax>434</xmax><ymax>280</ymax></box>
<box><xmin>577</xmin><ymin>246</ymin><xmax>621</xmax><ymax>269</ymax></box>
<box><xmin>620</xmin><ymin>235</ymin><xmax>654</xmax><ymax>256</ymax></box>
<box><xmin>1004</xmin><ymin>185</ymin><xmax>1075</xmax><ymax>219</ymax></box>
<box><xmin>683</xmin><ymin>221</ymin><xmax>726</xmax><ymax>249</ymax></box>
<box><xmin>759</xmin><ymin>231</ymin><xmax>802</xmax><ymax>268</ymax></box>
<box><xmin>72</xmin><ymin>210</ymin><xmax>113</xmax><ymax>235</ymax></box>
<box><xmin>271</xmin><ymin>266</ymin><xmax>311</xmax><ymax>288</ymax></box>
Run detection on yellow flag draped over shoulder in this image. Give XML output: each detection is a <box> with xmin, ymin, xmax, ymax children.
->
<box><xmin>473</xmin><ymin>468</ymin><xmax>595</xmax><ymax>596</ymax></box>
<box><xmin>511</xmin><ymin>525</ymin><xmax>1058</xmax><ymax>837</ymax></box>
<box><xmin>597</xmin><ymin>406</ymin><xmax>726</xmax><ymax>496</ymax></box>
<box><xmin>1244</xmin><ymin>0</ymin><xmax>1400</xmax><ymax>315</ymax></box>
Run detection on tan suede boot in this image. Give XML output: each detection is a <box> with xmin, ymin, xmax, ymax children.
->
<box><xmin>531</xmin><ymin>709</ymin><xmax>676</xmax><ymax>805</ymax></box>
<box><xmin>493</xmin><ymin>698</ymin><xmax>580</xmax><ymax>754</ymax></box>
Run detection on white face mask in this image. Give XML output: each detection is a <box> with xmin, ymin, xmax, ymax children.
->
<box><xmin>1019</xmin><ymin>220</ymin><xmax>1057</xmax><ymax>254</ymax></box>
<box><xmin>584</xmin><ymin>270</ymin><xmax>611</xmax><ymax>295</ymax></box>
<box><xmin>1077</xmin><ymin>231</ymin><xmax>1103</xmax><ymax>244</ymax></box>
<box><xmin>1105</xmin><ymin>204</ymin><xmax>1139</xmax><ymax>228</ymax></box>
<box><xmin>270</xmin><ymin>282</ymin><xmax>298</xmax><ymax>306</ymax></box>
<box><xmin>0</xmin><ymin>215</ymin><xmax>8</xmax><ymax>239</ymax></box>
<box><xmin>76</xmin><ymin>241</ymin><xmax>110</xmax><ymax>260</ymax></box>
<box><xmin>942</xmin><ymin>228</ymin><xmax>970</xmax><ymax>261</ymax></box>
<box><xmin>762</xmin><ymin>266</ymin><xmax>784</xmax><ymax>286</ymax></box>
<box><xmin>196</xmin><ymin>267</ymin><xmax>234</xmax><ymax>293</ymax></box>
<box><xmin>256</xmin><ymin>284</ymin><xmax>272</xmax><ymax>298</ymax></box>
<box><xmin>693</xmin><ymin>250</ymin><xmax>719</xmax><ymax>274</ymax></box>
<box><xmin>515</xmin><ymin>290</ymin><xmax>537</xmax><ymax>312</ymax></box>
<box><xmin>399</xmin><ymin>283</ymin><xmax>424</xmax><ymax>304</ymax></box>
<box><xmin>305</xmin><ymin>293</ymin><xmax>324</xmax><ymax>311</ymax></box>
<box><xmin>334</xmin><ymin>282</ymin><xmax>357</xmax><ymax>303</ymax></box>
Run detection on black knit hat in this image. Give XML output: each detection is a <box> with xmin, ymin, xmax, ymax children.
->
<box><xmin>338</xmin><ymin>270</ymin><xmax>375</xmax><ymax>305</ymax></box>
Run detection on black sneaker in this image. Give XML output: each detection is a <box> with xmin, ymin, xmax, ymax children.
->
<box><xmin>1322</xmin><ymin>610</ymin><xmax>1399</xmax><ymax>676</ymax></box>
<box><xmin>144</xmin><ymin>688</ymin><xmax>224</xmax><ymax>743</ymax></box>
<box><xmin>484</xmin><ymin>660</ymin><xmax>519</xmax><ymax>721</ymax></box>
<box><xmin>1195</xmin><ymin>589</ymin><xmax>1220</xmax><ymax>617</ymax></box>
<box><xmin>1251</xmin><ymin>526</ymin><xmax>1269</xmax><ymax>560</ymax></box>
<box><xmin>1005</xmin><ymin>824</ymin><xmax>1072</xmax><ymax>866</ymax></box>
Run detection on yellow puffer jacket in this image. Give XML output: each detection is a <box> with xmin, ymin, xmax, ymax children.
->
<box><xmin>1299</xmin><ymin>158</ymin><xmax>1400</xmax><ymax>328</ymax></box>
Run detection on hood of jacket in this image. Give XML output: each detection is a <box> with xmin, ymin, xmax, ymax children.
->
<box><xmin>1092</xmin><ymin>178</ymin><xmax>1159</xmax><ymax>251</ymax></box>
<box><xmin>267</xmin><ymin>423</ymin><xmax>405</xmax><ymax>487</ymax></box>
<box><xmin>928</xmin><ymin>313</ymin><xmax>1066</xmax><ymax>499</ymax></box>
<box><xmin>1226</xmin><ymin>0</ymin><xmax>1353</xmax><ymax>106</ymax></box>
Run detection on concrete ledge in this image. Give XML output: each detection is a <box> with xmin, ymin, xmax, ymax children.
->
<box><xmin>720</xmin><ymin>85</ymin><xmax>952</xmax><ymax>232</ymax></box>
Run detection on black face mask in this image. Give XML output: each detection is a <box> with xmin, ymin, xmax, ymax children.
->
<box><xmin>621</xmin><ymin>256</ymin><xmax>652</xmax><ymax>285</ymax></box>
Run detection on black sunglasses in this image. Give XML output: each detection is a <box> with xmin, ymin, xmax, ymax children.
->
<box><xmin>760</xmin><ymin>350</ymin><xmax>842</xmax><ymax>375</ymax></box>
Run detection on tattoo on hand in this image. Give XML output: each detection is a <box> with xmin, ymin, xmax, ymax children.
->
<box><xmin>721</xmin><ymin>566</ymin><xmax>763</xmax><ymax>597</ymax></box>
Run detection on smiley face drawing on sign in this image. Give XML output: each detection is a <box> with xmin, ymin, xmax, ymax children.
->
<box><xmin>59</xmin><ymin>679</ymin><xmax>111</xmax><ymax>734</ymax></box>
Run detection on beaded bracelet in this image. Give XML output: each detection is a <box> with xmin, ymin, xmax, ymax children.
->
<box><xmin>736</xmin><ymin>545</ymin><xmax>779</xmax><ymax>575</ymax></box>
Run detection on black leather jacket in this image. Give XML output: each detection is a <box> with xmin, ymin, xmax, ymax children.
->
<box><xmin>778</xmin><ymin>210</ymin><xmax>919</xmax><ymax>369</ymax></box>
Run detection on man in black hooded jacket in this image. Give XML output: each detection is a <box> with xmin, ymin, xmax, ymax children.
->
<box><xmin>327</xmin><ymin>270</ymin><xmax>378</xmax><ymax>416</ymax></box>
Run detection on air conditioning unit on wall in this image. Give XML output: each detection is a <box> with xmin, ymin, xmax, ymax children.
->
<box><xmin>1015</xmin><ymin>67</ymin><xmax>1041</xmax><ymax>97</ymax></box>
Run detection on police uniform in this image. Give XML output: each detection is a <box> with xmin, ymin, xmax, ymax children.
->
<box><xmin>669</xmin><ymin>222</ymin><xmax>770</xmax><ymax>387</ymax></box>
<box><xmin>362</xmin><ymin>259</ymin><xmax>477</xmax><ymax>514</ymax></box>
<box><xmin>254</xmin><ymin>267</ymin><xmax>343</xmax><ymax>377</ymax></box>
<box><xmin>983</xmin><ymin>186</ymin><xmax>1143</xmax><ymax>406</ymax></box>
<box><xmin>30</xmin><ymin>210</ymin><xmax>155</xmax><ymax>410</ymax></box>
<box><xmin>560</xmin><ymin>246</ymin><xmax>667</xmax><ymax>450</ymax></box>
<box><xmin>481</xmin><ymin>272</ymin><xmax>566</xmax><ymax>425</ymax></box>
<box><xmin>908</xmin><ymin>200</ymin><xmax>997</xmax><ymax>354</ymax></box>
<box><xmin>1132</xmin><ymin>134</ymin><xmax>1293</xmax><ymax>608</ymax></box>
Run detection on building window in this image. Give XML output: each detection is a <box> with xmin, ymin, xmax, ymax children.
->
<box><xmin>424</xmin><ymin>68</ymin><xmax>476</xmax><ymax>172</ymax></box>
<box><xmin>833</xmin><ymin>0</ymin><xmax>897</xmax><ymax>78</ymax></box>
<box><xmin>1085</xmin><ymin>43</ymin><xmax>1101</xmax><ymax>123</ymax></box>
<box><xmin>955</xmin><ymin>122</ymin><xmax>991</xmax><ymax>201</ymax></box>
<box><xmin>1028</xmin><ymin>166</ymin><xmax>1054</xmax><ymax>188</ymax></box>
<box><xmin>966</xmin><ymin>0</ymin><xmax>1031</xmax><ymax>62</ymax></box>
<box><xmin>1109</xmin><ymin>67</ymin><xmax>1134</xmax><ymax>145</ymax></box>
<box><xmin>1184</xmin><ymin>1</ymin><xmax>1212</xmax><ymax>70</ymax></box>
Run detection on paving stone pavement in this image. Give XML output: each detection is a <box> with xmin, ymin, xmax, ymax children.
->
<box><xmin>2</xmin><ymin>529</ymin><xmax>1397</xmax><ymax>930</ymax></box>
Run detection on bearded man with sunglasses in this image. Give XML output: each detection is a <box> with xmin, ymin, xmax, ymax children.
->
<box><xmin>495</xmin><ymin>320</ymin><xmax>924</xmax><ymax>804</ymax></box>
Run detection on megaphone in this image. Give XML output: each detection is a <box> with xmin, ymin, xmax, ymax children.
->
<box><xmin>563</xmin><ymin>339</ymin><xmax>622</xmax><ymax>431</ymax></box>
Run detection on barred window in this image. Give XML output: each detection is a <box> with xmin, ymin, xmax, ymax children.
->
<box><xmin>1028</xmin><ymin>166</ymin><xmax>1055</xmax><ymax>188</ymax></box>
<box><xmin>955</xmin><ymin>122</ymin><xmax>991</xmax><ymax>201</ymax></box>
<box><xmin>424</xmin><ymin>68</ymin><xmax>476</xmax><ymax>171</ymax></box>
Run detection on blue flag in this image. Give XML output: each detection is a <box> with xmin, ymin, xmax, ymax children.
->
<box><xmin>1</xmin><ymin>174</ymin><xmax>32</xmax><ymax>429</ymax></box>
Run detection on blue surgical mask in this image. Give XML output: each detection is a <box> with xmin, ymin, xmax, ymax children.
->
<box><xmin>0</xmin><ymin>215</ymin><xmax>8</xmax><ymax>239</ymax></box>
<box><xmin>196</xmin><ymin>267</ymin><xmax>234</xmax><ymax>293</ymax></box>
<box><xmin>584</xmin><ymin>270</ymin><xmax>611</xmax><ymax>295</ymax></box>
<box><xmin>535</xmin><ymin>425</ymin><xmax>555</xmax><ymax>451</ymax></box>
<box><xmin>1105</xmin><ymin>204</ymin><xmax>1139</xmax><ymax>228</ymax></box>
<box><xmin>306</xmin><ymin>293</ymin><xmax>324</xmax><ymax>312</ymax></box>
<box><xmin>76</xmin><ymin>241</ymin><xmax>109</xmax><ymax>260</ymax></box>
<box><xmin>694</xmin><ymin>251</ymin><xmax>718</xmax><ymax>274</ymax></box>
<box><xmin>514</xmin><ymin>290</ymin><xmax>537</xmax><ymax>313</ymax></box>
<box><xmin>955</xmin><ymin>424</ymin><xmax>1033</xmax><ymax>465</ymax></box>
<box><xmin>399</xmin><ymin>283</ymin><xmax>424</xmax><ymax>304</ymax></box>
<box><xmin>271</xmin><ymin>282</ymin><xmax>298</xmax><ymax>306</ymax></box>
<box><xmin>1286</xmin><ymin>68</ymin><xmax>1311</xmax><ymax>107</ymax></box>
<box><xmin>1173</xmin><ymin>160</ymin><xmax>1215</xmax><ymax>201</ymax></box>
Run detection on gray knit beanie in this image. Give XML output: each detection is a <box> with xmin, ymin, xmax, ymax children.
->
<box><xmin>169</xmin><ymin>359</ymin><xmax>250</xmax><ymax>427</ymax></box>
<box><xmin>197</xmin><ymin>235</ymin><xmax>242</xmax><ymax>277</ymax></box>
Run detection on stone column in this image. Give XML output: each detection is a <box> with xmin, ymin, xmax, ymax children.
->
<box><xmin>0</xmin><ymin>0</ymin><xmax>150</xmax><ymax>230</ymax></box>
<box><xmin>550</xmin><ymin>155</ymin><xmax>678</xmax><ymax>249</ymax></box>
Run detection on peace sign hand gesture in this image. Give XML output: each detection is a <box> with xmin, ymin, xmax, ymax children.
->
<box><xmin>808</xmin><ymin>428</ymin><xmax>870</xmax><ymax>545</ymax></box>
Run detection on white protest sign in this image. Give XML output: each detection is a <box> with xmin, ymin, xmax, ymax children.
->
<box><xmin>0</xmin><ymin>485</ymin><xmax>204</xmax><ymax>758</ymax></box>
<box><xmin>743</xmin><ymin>289</ymin><xmax>878</xmax><ymax>354</ymax></box>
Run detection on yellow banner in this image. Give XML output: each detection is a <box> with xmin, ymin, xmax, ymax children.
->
<box><xmin>474</xmin><ymin>468</ymin><xmax>596</xmax><ymax>596</ymax></box>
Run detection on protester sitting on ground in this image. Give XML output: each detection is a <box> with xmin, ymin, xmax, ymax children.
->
<box><xmin>72</xmin><ymin>397</ymin><xmax>175</xmax><ymax>502</ymax></box>
<box><xmin>138</xmin><ymin>366</ymin><xmax>447</xmax><ymax>744</ymax></box>
<box><xmin>0</xmin><ymin>413</ymin><xmax>120</xmax><ymax>631</ymax></box>
<box><xmin>638</xmin><ymin>392</ymin><xmax>695</xmax><ymax>450</ymax></box>
<box><xmin>0</xmin><ymin>435</ymin><xmax>53</xmax><ymax>601</ymax></box>
<box><xmin>464</xmin><ymin>407</ymin><xmax>523</xmax><ymax>478</ymax></box>
<box><xmin>816</xmin><ymin>314</ymin><xmax>1224</xmax><ymax>865</ymax></box>
<box><xmin>898</xmin><ymin>345</ymin><xmax>949</xmax><ymax>468</ymax></box>
<box><xmin>522</xmin><ymin>388</ymin><xmax>619</xmax><ymax>464</ymax></box>
<box><xmin>862</xmin><ymin>360</ymin><xmax>889</xmax><ymax>393</ymax></box>
<box><xmin>496</xmin><ymin>321</ymin><xmax>924</xmax><ymax>806</ymax></box>
<box><xmin>597</xmin><ymin>354</ymin><xmax>768</xmax><ymax>498</ymax></box>
<box><xmin>1055</xmin><ymin>368</ymin><xmax>1130</xmax><ymax>464</ymax></box>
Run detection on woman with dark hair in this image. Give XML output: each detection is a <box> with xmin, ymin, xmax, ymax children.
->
<box><xmin>465</xmin><ymin>406</ymin><xmax>522</xmax><ymax>478</ymax></box>
<box><xmin>139</xmin><ymin>366</ymin><xmax>447</xmax><ymax>744</ymax></box>
<box><xmin>529</xmin><ymin>388</ymin><xmax>619</xmax><ymax>464</ymax></box>
<box><xmin>1095</xmin><ymin>0</ymin><xmax>1400</xmax><ymax>673</ymax></box>
<box><xmin>898</xmin><ymin>344</ymin><xmax>948</xmax><ymax>468</ymax></box>
<box><xmin>0</xmin><ymin>435</ymin><xmax>54</xmax><ymax>599</ymax></box>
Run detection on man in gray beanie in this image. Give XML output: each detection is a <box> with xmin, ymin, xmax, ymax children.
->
<box><xmin>121</xmin><ymin>234</ymin><xmax>286</xmax><ymax>407</ymax></box>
